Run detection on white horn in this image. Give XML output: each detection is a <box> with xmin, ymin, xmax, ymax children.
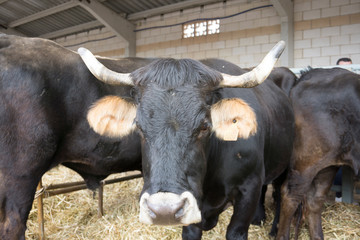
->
<box><xmin>77</xmin><ymin>47</ymin><xmax>133</xmax><ymax>86</ymax></box>
<box><xmin>220</xmin><ymin>40</ymin><xmax>286</xmax><ymax>88</ymax></box>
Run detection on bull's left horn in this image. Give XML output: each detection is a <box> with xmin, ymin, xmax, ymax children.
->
<box><xmin>78</xmin><ymin>47</ymin><xmax>133</xmax><ymax>86</ymax></box>
<box><xmin>220</xmin><ymin>41</ymin><xmax>285</xmax><ymax>88</ymax></box>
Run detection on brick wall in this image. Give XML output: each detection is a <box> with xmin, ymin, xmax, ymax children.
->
<box><xmin>294</xmin><ymin>0</ymin><xmax>360</xmax><ymax>67</ymax></box>
<box><xmin>54</xmin><ymin>0</ymin><xmax>360</xmax><ymax>68</ymax></box>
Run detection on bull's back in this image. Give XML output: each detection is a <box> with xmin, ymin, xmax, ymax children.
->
<box><xmin>0</xmin><ymin>36</ymin><xmax>70</xmax><ymax>174</ymax></box>
<box><xmin>255</xmin><ymin>81</ymin><xmax>294</xmax><ymax>183</ymax></box>
<box><xmin>218</xmin><ymin>81</ymin><xmax>294</xmax><ymax>183</ymax></box>
<box><xmin>291</xmin><ymin>69</ymin><xmax>360</xmax><ymax>173</ymax></box>
<box><xmin>0</xmin><ymin>35</ymin><xmax>149</xmax><ymax>179</ymax></box>
<box><xmin>0</xmin><ymin>35</ymin><xmax>92</xmax><ymax>132</ymax></box>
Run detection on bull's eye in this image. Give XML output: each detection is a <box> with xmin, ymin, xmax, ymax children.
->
<box><xmin>136</xmin><ymin>125</ymin><xmax>145</xmax><ymax>140</ymax></box>
<box><xmin>130</xmin><ymin>87</ymin><xmax>136</xmax><ymax>98</ymax></box>
<box><xmin>200</xmin><ymin>122</ymin><xmax>210</xmax><ymax>131</ymax></box>
<box><xmin>135</xmin><ymin>121</ymin><xmax>143</xmax><ymax>133</ymax></box>
<box><xmin>198</xmin><ymin>121</ymin><xmax>211</xmax><ymax>138</ymax></box>
<box><xmin>233</xmin><ymin>119</ymin><xmax>237</xmax><ymax>123</ymax></box>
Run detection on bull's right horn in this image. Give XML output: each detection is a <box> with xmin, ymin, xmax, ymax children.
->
<box><xmin>220</xmin><ymin>41</ymin><xmax>286</xmax><ymax>88</ymax></box>
<box><xmin>78</xmin><ymin>47</ymin><xmax>133</xmax><ymax>86</ymax></box>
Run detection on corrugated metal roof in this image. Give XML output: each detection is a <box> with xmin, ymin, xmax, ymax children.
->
<box><xmin>102</xmin><ymin>0</ymin><xmax>185</xmax><ymax>15</ymax></box>
<box><xmin>0</xmin><ymin>0</ymin><xmax>218</xmax><ymax>39</ymax></box>
<box><xmin>15</xmin><ymin>6</ymin><xmax>96</xmax><ymax>36</ymax></box>
<box><xmin>0</xmin><ymin>0</ymin><xmax>68</xmax><ymax>22</ymax></box>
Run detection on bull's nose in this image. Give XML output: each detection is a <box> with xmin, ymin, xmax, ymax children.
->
<box><xmin>146</xmin><ymin>197</ymin><xmax>186</xmax><ymax>224</ymax></box>
<box><xmin>139</xmin><ymin>191</ymin><xmax>201</xmax><ymax>225</ymax></box>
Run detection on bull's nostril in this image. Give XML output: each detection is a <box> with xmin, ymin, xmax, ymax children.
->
<box><xmin>175</xmin><ymin>207</ymin><xmax>184</xmax><ymax>219</ymax></box>
<box><xmin>175</xmin><ymin>198</ymin><xmax>187</xmax><ymax>219</ymax></box>
<box><xmin>145</xmin><ymin>199</ymin><xmax>157</xmax><ymax>219</ymax></box>
<box><xmin>148</xmin><ymin>210</ymin><xmax>156</xmax><ymax>219</ymax></box>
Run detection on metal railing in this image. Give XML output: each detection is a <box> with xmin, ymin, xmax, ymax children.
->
<box><xmin>34</xmin><ymin>172</ymin><xmax>142</xmax><ymax>240</ymax></box>
<box><xmin>290</xmin><ymin>64</ymin><xmax>360</xmax><ymax>76</ymax></box>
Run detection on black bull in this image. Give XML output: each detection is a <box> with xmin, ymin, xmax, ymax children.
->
<box><xmin>0</xmin><ymin>34</ymin><xmax>294</xmax><ymax>239</ymax></box>
<box><xmin>0</xmin><ymin>34</ymin><xmax>154</xmax><ymax>240</ymax></box>
<box><xmin>79</xmin><ymin>43</ymin><xmax>295</xmax><ymax>239</ymax></box>
<box><xmin>277</xmin><ymin>68</ymin><xmax>360</xmax><ymax>240</ymax></box>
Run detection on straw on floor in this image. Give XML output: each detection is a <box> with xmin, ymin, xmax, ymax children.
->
<box><xmin>25</xmin><ymin>165</ymin><xmax>360</xmax><ymax>240</ymax></box>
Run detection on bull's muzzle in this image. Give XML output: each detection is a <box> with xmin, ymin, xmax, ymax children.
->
<box><xmin>139</xmin><ymin>191</ymin><xmax>201</xmax><ymax>225</ymax></box>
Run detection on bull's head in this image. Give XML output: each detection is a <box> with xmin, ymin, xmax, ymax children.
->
<box><xmin>78</xmin><ymin>41</ymin><xmax>285</xmax><ymax>226</ymax></box>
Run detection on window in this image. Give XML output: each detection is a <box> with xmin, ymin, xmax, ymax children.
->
<box><xmin>183</xmin><ymin>19</ymin><xmax>220</xmax><ymax>38</ymax></box>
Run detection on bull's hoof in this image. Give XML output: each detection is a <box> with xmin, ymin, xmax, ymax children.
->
<box><xmin>251</xmin><ymin>207</ymin><xmax>266</xmax><ymax>225</ymax></box>
<box><xmin>251</xmin><ymin>214</ymin><xmax>265</xmax><ymax>225</ymax></box>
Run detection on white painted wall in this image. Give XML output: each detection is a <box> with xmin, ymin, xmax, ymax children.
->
<box><xmin>54</xmin><ymin>0</ymin><xmax>360</xmax><ymax>68</ymax></box>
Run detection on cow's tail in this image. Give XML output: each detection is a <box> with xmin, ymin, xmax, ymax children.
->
<box><xmin>293</xmin><ymin>200</ymin><xmax>305</xmax><ymax>240</ymax></box>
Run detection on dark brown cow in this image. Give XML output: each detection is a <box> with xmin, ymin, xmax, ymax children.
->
<box><xmin>276</xmin><ymin>68</ymin><xmax>360</xmax><ymax>240</ymax></box>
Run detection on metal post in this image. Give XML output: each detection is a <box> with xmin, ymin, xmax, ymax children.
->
<box><xmin>98</xmin><ymin>181</ymin><xmax>104</xmax><ymax>218</ymax></box>
<box><xmin>342</xmin><ymin>166</ymin><xmax>354</xmax><ymax>203</ymax></box>
<box><xmin>37</xmin><ymin>180</ymin><xmax>45</xmax><ymax>240</ymax></box>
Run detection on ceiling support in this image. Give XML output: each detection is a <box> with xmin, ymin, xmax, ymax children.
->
<box><xmin>0</xmin><ymin>26</ymin><xmax>26</xmax><ymax>36</ymax></box>
<box><xmin>78</xmin><ymin>0</ymin><xmax>136</xmax><ymax>57</ymax></box>
<box><xmin>39</xmin><ymin>20</ymin><xmax>102</xmax><ymax>39</ymax></box>
<box><xmin>9</xmin><ymin>0</ymin><xmax>79</xmax><ymax>28</ymax></box>
<box><xmin>1</xmin><ymin>0</ymin><xmax>78</xmax><ymax>37</ymax></box>
<box><xmin>127</xmin><ymin>0</ymin><xmax>222</xmax><ymax>21</ymax></box>
<box><xmin>270</xmin><ymin>0</ymin><xmax>294</xmax><ymax>67</ymax></box>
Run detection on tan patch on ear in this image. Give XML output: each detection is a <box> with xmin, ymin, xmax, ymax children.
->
<box><xmin>211</xmin><ymin>98</ymin><xmax>257</xmax><ymax>141</ymax></box>
<box><xmin>87</xmin><ymin>96</ymin><xmax>137</xmax><ymax>138</ymax></box>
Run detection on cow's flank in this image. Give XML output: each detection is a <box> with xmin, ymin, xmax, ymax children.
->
<box><xmin>211</xmin><ymin>98</ymin><xmax>257</xmax><ymax>141</ymax></box>
<box><xmin>87</xmin><ymin>96</ymin><xmax>137</xmax><ymax>138</ymax></box>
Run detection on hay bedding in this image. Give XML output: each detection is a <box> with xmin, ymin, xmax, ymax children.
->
<box><xmin>25</xmin><ymin>166</ymin><xmax>360</xmax><ymax>240</ymax></box>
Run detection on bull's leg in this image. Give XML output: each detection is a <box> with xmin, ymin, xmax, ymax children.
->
<box><xmin>251</xmin><ymin>185</ymin><xmax>267</xmax><ymax>225</ymax></box>
<box><xmin>182</xmin><ymin>225</ymin><xmax>203</xmax><ymax>240</ymax></box>
<box><xmin>0</xmin><ymin>154</ymin><xmax>52</xmax><ymax>239</ymax></box>
<box><xmin>0</xmin><ymin>92</ymin><xmax>56</xmax><ymax>240</ymax></box>
<box><xmin>226</xmin><ymin>179</ymin><xmax>262</xmax><ymax>240</ymax></box>
<box><xmin>0</xmin><ymin>135</ymin><xmax>53</xmax><ymax>239</ymax></box>
<box><xmin>305</xmin><ymin>167</ymin><xmax>337</xmax><ymax>240</ymax></box>
<box><xmin>182</xmin><ymin>198</ymin><xmax>224</xmax><ymax>239</ymax></box>
<box><xmin>275</xmin><ymin>181</ymin><xmax>299</xmax><ymax>240</ymax></box>
<box><xmin>270</xmin><ymin>170</ymin><xmax>288</xmax><ymax>236</ymax></box>
<box><xmin>0</xmin><ymin>175</ymin><xmax>40</xmax><ymax>240</ymax></box>
<box><xmin>276</xmin><ymin>169</ymin><xmax>313</xmax><ymax>240</ymax></box>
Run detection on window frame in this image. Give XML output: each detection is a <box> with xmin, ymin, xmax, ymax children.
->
<box><xmin>182</xmin><ymin>19</ymin><xmax>220</xmax><ymax>39</ymax></box>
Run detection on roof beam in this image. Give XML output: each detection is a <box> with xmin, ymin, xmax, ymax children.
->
<box><xmin>270</xmin><ymin>0</ymin><xmax>294</xmax><ymax>67</ymax></box>
<box><xmin>8</xmin><ymin>0</ymin><xmax>79</xmax><ymax>28</ymax></box>
<box><xmin>127</xmin><ymin>0</ymin><xmax>222</xmax><ymax>20</ymax></box>
<box><xmin>39</xmin><ymin>20</ymin><xmax>102</xmax><ymax>39</ymax></box>
<box><xmin>270</xmin><ymin>0</ymin><xmax>293</xmax><ymax>17</ymax></box>
<box><xmin>78</xmin><ymin>0</ymin><xmax>135</xmax><ymax>57</ymax></box>
<box><xmin>0</xmin><ymin>0</ymin><xmax>8</xmax><ymax>4</ymax></box>
<box><xmin>0</xmin><ymin>26</ymin><xmax>27</xmax><ymax>36</ymax></box>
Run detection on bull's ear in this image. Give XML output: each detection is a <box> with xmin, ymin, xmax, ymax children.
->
<box><xmin>211</xmin><ymin>98</ymin><xmax>257</xmax><ymax>141</ymax></box>
<box><xmin>87</xmin><ymin>96</ymin><xmax>137</xmax><ymax>138</ymax></box>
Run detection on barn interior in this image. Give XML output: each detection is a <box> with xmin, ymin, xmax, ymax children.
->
<box><xmin>0</xmin><ymin>0</ymin><xmax>359</xmax><ymax>239</ymax></box>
